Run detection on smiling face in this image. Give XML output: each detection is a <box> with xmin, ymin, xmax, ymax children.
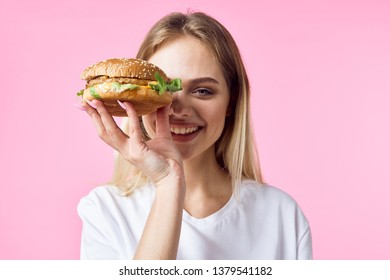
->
<box><xmin>142</xmin><ymin>36</ymin><xmax>230</xmax><ymax>162</ymax></box>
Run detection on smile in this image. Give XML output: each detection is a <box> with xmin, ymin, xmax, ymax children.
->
<box><xmin>170</xmin><ymin>126</ymin><xmax>200</xmax><ymax>135</ymax></box>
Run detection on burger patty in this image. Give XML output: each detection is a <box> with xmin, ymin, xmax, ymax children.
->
<box><xmin>87</xmin><ymin>76</ymin><xmax>152</xmax><ymax>87</ymax></box>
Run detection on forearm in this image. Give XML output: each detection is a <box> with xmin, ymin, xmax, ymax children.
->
<box><xmin>134</xmin><ymin>180</ymin><xmax>185</xmax><ymax>260</ymax></box>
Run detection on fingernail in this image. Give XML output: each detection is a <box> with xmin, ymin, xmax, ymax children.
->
<box><xmin>85</xmin><ymin>99</ymin><xmax>97</xmax><ymax>109</ymax></box>
<box><xmin>74</xmin><ymin>104</ymin><xmax>86</xmax><ymax>111</ymax></box>
<box><xmin>117</xmin><ymin>100</ymin><xmax>127</xmax><ymax>110</ymax></box>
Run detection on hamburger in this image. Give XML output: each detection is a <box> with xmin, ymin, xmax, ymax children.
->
<box><xmin>77</xmin><ymin>58</ymin><xmax>182</xmax><ymax>116</ymax></box>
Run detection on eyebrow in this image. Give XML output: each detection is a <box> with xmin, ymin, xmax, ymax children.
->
<box><xmin>188</xmin><ymin>77</ymin><xmax>220</xmax><ymax>85</ymax></box>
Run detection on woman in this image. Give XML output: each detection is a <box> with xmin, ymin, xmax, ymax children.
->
<box><xmin>78</xmin><ymin>11</ymin><xmax>312</xmax><ymax>260</ymax></box>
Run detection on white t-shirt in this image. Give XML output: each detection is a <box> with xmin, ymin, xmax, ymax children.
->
<box><xmin>78</xmin><ymin>180</ymin><xmax>312</xmax><ymax>259</ymax></box>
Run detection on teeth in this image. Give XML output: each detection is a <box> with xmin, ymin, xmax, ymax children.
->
<box><xmin>170</xmin><ymin>126</ymin><xmax>199</xmax><ymax>135</ymax></box>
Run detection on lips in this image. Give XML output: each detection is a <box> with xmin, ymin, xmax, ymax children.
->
<box><xmin>169</xmin><ymin>125</ymin><xmax>202</xmax><ymax>142</ymax></box>
<box><xmin>170</xmin><ymin>126</ymin><xmax>199</xmax><ymax>135</ymax></box>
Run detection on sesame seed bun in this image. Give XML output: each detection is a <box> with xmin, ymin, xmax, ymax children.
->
<box><xmin>81</xmin><ymin>58</ymin><xmax>169</xmax><ymax>81</ymax></box>
<box><xmin>80</xmin><ymin>58</ymin><xmax>173</xmax><ymax>116</ymax></box>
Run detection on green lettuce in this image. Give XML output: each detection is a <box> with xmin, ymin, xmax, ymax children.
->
<box><xmin>149</xmin><ymin>72</ymin><xmax>182</xmax><ymax>95</ymax></box>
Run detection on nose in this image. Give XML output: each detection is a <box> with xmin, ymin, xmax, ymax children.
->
<box><xmin>169</xmin><ymin>91</ymin><xmax>192</xmax><ymax>117</ymax></box>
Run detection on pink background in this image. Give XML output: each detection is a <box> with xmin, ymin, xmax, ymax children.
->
<box><xmin>1</xmin><ymin>0</ymin><xmax>389</xmax><ymax>259</ymax></box>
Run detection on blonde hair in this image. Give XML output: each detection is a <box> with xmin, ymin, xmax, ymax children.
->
<box><xmin>110</xmin><ymin>12</ymin><xmax>264</xmax><ymax>196</ymax></box>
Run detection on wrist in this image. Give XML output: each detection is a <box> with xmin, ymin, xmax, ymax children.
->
<box><xmin>155</xmin><ymin>177</ymin><xmax>186</xmax><ymax>204</ymax></box>
<box><xmin>154</xmin><ymin>159</ymin><xmax>186</xmax><ymax>200</ymax></box>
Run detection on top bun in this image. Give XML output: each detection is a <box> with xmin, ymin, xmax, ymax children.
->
<box><xmin>81</xmin><ymin>58</ymin><xmax>169</xmax><ymax>81</ymax></box>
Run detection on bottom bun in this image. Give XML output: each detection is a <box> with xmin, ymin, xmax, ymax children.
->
<box><xmin>83</xmin><ymin>86</ymin><xmax>173</xmax><ymax>116</ymax></box>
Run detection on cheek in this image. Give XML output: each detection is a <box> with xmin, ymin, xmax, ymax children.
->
<box><xmin>204</xmin><ymin>107</ymin><xmax>228</xmax><ymax>135</ymax></box>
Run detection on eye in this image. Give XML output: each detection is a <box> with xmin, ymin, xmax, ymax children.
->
<box><xmin>193</xmin><ymin>88</ymin><xmax>213</xmax><ymax>97</ymax></box>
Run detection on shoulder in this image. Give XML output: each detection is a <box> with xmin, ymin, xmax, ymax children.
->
<box><xmin>240</xmin><ymin>180</ymin><xmax>299</xmax><ymax>208</ymax></box>
<box><xmin>239</xmin><ymin>180</ymin><xmax>310</xmax><ymax>227</ymax></box>
<box><xmin>77</xmin><ymin>184</ymin><xmax>154</xmax><ymax>218</ymax></box>
<box><xmin>239</xmin><ymin>181</ymin><xmax>312</xmax><ymax>259</ymax></box>
<box><xmin>77</xmin><ymin>186</ymin><xmax>119</xmax><ymax>221</ymax></box>
<box><xmin>80</xmin><ymin>185</ymin><xmax>121</xmax><ymax>201</ymax></box>
<box><xmin>78</xmin><ymin>185</ymin><xmax>121</xmax><ymax>212</ymax></box>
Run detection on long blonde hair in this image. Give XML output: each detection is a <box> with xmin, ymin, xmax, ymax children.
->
<box><xmin>110</xmin><ymin>12</ymin><xmax>264</xmax><ymax>195</ymax></box>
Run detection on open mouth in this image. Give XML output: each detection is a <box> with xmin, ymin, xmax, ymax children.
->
<box><xmin>170</xmin><ymin>126</ymin><xmax>200</xmax><ymax>135</ymax></box>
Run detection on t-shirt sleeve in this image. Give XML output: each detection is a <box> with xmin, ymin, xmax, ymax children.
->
<box><xmin>297</xmin><ymin>225</ymin><xmax>313</xmax><ymax>260</ymax></box>
<box><xmin>77</xmin><ymin>194</ymin><xmax>121</xmax><ymax>259</ymax></box>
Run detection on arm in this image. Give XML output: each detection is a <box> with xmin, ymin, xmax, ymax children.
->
<box><xmin>135</xmin><ymin>179</ymin><xmax>185</xmax><ymax>259</ymax></box>
<box><xmin>83</xmin><ymin>100</ymin><xmax>185</xmax><ymax>259</ymax></box>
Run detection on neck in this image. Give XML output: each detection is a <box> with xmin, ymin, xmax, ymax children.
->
<box><xmin>183</xmin><ymin>147</ymin><xmax>231</xmax><ymax>201</ymax></box>
<box><xmin>182</xmin><ymin>149</ymin><xmax>232</xmax><ymax>218</ymax></box>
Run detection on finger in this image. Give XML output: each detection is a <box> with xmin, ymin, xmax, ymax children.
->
<box><xmin>155</xmin><ymin>105</ymin><xmax>172</xmax><ymax>140</ymax></box>
<box><xmin>92</xmin><ymin>100</ymin><xmax>129</xmax><ymax>146</ymax></box>
<box><xmin>83</xmin><ymin>100</ymin><xmax>109</xmax><ymax>140</ymax></box>
<box><xmin>74</xmin><ymin>103</ymin><xmax>87</xmax><ymax>111</ymax></box>
<box><xmin>92</xmin><ymin>100</ymin><xmax>116</xmax><ymax>127</ymax></box>
<box><xmin>121</xmin><ymin>101</ymin><xmax>143</xmax><ymax>141</ymax></box>
<box><xmin>83</xmin><ymin>100</ymin><xmax>127</xmax><ymax>151</ymax></box>
<box><xmin>120</xmin><ymin>101</ymin><xmax>151</xmax><ymax>164</ymax></box>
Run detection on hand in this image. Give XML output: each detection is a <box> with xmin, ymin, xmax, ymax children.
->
<box><xmin>82</xmin><ymin>100</ymin><xmax>184</xmax><ymax>187</ymax></box>
<box><xmin>81</xmin><ymin>100</ymin><xmax>185</xmax><ymax>259</ymax></box>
